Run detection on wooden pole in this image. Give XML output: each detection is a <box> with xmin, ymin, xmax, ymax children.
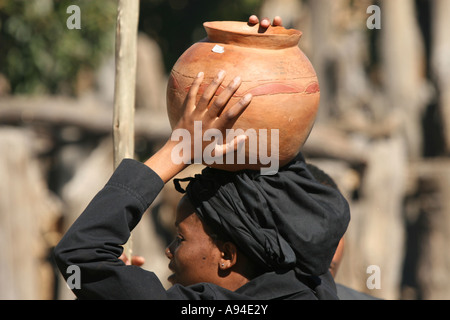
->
<box><xmin>113</xmin><ymin>0</ymin><xmax>139</xmax><ymax>168</ymax></box>
<box><xmin>113</xmin><ymin>0</ymin><xmax>140</xmax><ymax>262</ymax></box>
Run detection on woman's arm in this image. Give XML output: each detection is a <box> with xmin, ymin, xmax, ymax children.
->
<box><xmin>53</xmin><ymin>71</ymin><xmax>251</xmax><ymax>299</ymax></box>
<box><xmin>53</xmin><ymin>159</ymin><xmax>168</xmax><ymax>299</ymax></box>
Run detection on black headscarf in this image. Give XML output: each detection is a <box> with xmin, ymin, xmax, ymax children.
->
<box><xmin>174</xmin><ymin>153</ymin><xmax>350</xmax><ymax>277</ymax></box>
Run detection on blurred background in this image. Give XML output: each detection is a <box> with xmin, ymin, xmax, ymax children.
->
<box><xmin>0</xmin><ymin>0</ymin><xmax>449</xmax><ymax>300</ymax></box>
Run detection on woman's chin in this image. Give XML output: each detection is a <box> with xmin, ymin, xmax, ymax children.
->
<box><xmin>167</xmin><ymin>273</ymin><xmax>176</xmax><ymax>285</ymax></box>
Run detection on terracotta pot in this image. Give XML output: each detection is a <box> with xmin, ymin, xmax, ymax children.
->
<box><xmin>166</xmin><ymin>21</ymin><xmax>320</xmax><ymax>171</ymax></box>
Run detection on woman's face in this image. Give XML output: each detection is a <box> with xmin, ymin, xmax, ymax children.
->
<box><xmin>165</xmin><ymin>196</ymin><xmax>222</xmax><ymax>286</ymax></box>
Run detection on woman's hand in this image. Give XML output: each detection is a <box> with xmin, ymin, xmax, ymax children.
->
<box><xmin>248</xmin><ymin>15</ymin><xmax>283</xmax><ymax>29</ymax></box>
<box><xmin>173</xmin><ymin>70</ymin><xmax>251</xmax><ymax>163</ymax></box>
<box><xmin>119</xmin><ymin>253</ymin><xmax>145</xmax><ymax>266</ymax></box>
<box><xmin>144</xmin><ymin>70</ymin><xmax>252</xmax><ymax>183</ymax></box>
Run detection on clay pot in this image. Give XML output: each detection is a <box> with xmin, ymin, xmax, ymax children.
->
<box><xmin>166</xmin><ymin>21</ymin><xmax>320</xmax><ymax>171</ymax></box>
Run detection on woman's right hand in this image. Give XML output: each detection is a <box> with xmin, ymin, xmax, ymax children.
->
<box><xmin>144</xmin><ymin>70</ymin><xmax>252</xmax><ymax>183</ymax></box>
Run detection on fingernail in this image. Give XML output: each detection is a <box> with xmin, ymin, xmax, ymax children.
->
<box><xmin>243</xmin><ymin>93</ymin><xmax>252</xmax><ymax>102</ymax></box>
<box><xmin>233</xmin><ymin>76</ymin><xmax>241</xmax><ymax>86</ymax></box>
<box><xmin>237</xmin><ymin>136</ymin><xmax>246</xmax><ymax>149</ymax></box>
<box><xmin>217</xmin><ymin>70</ymin><xmax>226</xmax><ymax>79</ymax></box>
<box><xmin>197</xmin><ymin>71</ymin><xmax>204</xmax><ymax>78</ymax></box>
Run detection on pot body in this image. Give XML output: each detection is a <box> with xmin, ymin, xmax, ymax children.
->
<box><xmin>166</xmin><ymin>21</ymin><xmax>320</xmax><ymax>171</ymax></box>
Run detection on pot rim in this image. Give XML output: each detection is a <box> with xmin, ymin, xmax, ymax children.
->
<box><xmin>203</xmin><ymin>21</ymin><xmax>302</xmax><ymax>49</ymax></box>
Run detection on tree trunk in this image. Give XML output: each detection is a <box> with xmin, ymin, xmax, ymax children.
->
<box><xmin>379</xmin><ymin>0</ymin><xmax>429</xmax><ymax>159</ymax></box>
<box><xmin>431</xmin><ymin>0</ymin><xmax>450</xmax><ymax>153</ymax></box>
<box><xmin>413</xmin><ymin>159</ymin><xmax>450</xmax><ymax>299</ymax></box>
<box><xmin>0</xmin><ymin>128</ymin><xmax>61</xmax><ymax>299</ymax></box>
<box><xmin>335</xmin><ymin>134</ymin><xmax>407</xmax><ymax>300</ymax></box>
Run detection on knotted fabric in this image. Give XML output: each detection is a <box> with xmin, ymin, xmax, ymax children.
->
<box><xmin>173</xmin><ymin>153</ymin><xmax>350</xmax><ymax>276</ymax></box>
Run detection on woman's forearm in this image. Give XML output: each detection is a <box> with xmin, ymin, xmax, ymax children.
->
<box><xmin>144</xmin><ymin>140</ymin><xmax>187</xmax><ymax>184</ymax></box>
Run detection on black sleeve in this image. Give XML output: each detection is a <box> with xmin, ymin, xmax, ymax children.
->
<box><xmin>53</xmin><ymin>159</ymin><xmax>169</xmax><ymax>299</ymax></box>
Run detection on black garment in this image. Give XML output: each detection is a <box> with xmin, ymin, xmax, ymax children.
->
<box><xmin>176</xmin><ymin>153</ymin><xmax>350</xmax><ymax>277</ymax></box>
<box><xmin>54</xmin><ymin>159</ymin><xmax>342</xmax><ymax>300</ymax></box>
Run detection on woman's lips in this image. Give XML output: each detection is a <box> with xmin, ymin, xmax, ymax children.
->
<box><xmin>168</xmin><ymin>263</ymin><xmax>176</xmax><ymax>283</ymax></box>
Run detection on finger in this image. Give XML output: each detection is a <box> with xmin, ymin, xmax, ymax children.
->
<box><xmin>131</xmin><ymin>256</ymin><xmax>145</xmax><ymax>267</ymax></box>
<box><xmin>206</xmin><ymin>76</ymin><xmax>241</xmax><ymax>119</ymax></box>
<box><xmin>214</xmin><ymin>135</ymin><xmax>247</xmax><ymax>158</ymax></box>
<box><xmin>185</xmin><ymin>72</ymin><xmax>204</xmax><ymax>113</ymax></box>
<box><xmin>248</xmin><ymin>15</ymin><xmax>259</xmax><ymax>25</ymax></box>
<box><xmin>119</xmin><ymin>253</ymin><xmax>130</xmax><ymax>265</ymax></box>
<box><xmin>216</xmin><ymin>93</ymin><xmax>252</xmax><ymax>128</ymax></box>
<box><xmin>260</xmin><ymin>17</ymin><xmax>271</xmax><ymax>29</ymax></box>
<box><xmin>273</xmin><ymin>16</ymin><xmax>283</xmax><ymax>26</ymax></box>
<box><xmin>196</xmin><ymin>70</ymin><xmax>226</xmax><ymax>112</ymax></box>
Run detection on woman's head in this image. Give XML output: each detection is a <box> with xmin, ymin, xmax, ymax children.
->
<box><xmin>165</xmin><ymin>195</ymin><xmax>255</xmax><ymax>290</ymax></box>
<box><xmin>171</xmin><ymin>154</ymin><xmax>350</xmax><ymax>281</ymax></box>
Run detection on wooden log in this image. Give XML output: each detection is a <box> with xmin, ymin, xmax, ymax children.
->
<box><xmin>302</xmin><ymin>123</ymin><xmax>367</xmax><ymax>165</ymax></box>
<box><xmin>0</xmin><ymin>96</ymin><xmax>171</xmax><ymax>141</ymax></box>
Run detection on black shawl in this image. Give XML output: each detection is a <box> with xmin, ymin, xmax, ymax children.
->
<box><xmin>174</xmin><ymin>153</ymin><xmax>350</xmax><ymax>277</ymax></box>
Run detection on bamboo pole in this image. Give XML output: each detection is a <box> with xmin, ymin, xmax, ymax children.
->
<box><xmin>113</xmin><ymin>0</ymin><xmax>140</xmax><ymax>263</ymax></box>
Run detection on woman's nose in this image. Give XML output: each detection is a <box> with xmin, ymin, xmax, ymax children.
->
<box><xmin>165</xmin><ymin>247</ymin><xmax>172</xmax><ymax>259</ymax></box>
<box><xmin>165</xmin><ymin>241</ymin><xmax>175</xmax><ymax>259</ymax></box>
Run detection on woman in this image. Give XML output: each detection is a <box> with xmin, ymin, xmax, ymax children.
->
<box><xmin>54</xmin><ymin>17</ymin><xmax>350</xmax><ymax>300</ymax></box>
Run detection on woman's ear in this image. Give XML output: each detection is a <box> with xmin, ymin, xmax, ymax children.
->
<box><xmin>219</xmin><ymin>241</ymin><xmax>237</xmax><ymax>270</ymax></box>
